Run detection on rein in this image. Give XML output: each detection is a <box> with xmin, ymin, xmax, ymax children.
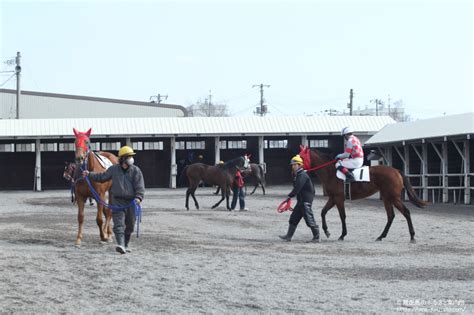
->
<box><xmin>79</xmin><ymin>150</ymin><xmax>142</xmax><ymax>238</ymax></box>
<box><xmin>304</xmin><ymin>159</ymin><xmax>337</xmax><ymax>173</ymax></box>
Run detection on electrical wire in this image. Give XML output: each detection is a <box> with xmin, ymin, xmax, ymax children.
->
<box><xmin>0</xmin><ymin>73</ymin><xmax>15</xmax><ymax>87</ymax></box>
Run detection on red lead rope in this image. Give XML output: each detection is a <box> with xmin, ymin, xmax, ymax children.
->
<box><xmin>277</xmin><ymin>199</ymin><xmax>293</xmax><ymax>213</ymax></box>
<box><xmin>304</xmin><ymin>159</ymin><xmax>337</xmax><ymax>173</ymax></box>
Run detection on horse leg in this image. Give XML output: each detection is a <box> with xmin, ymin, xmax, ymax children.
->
<box><xmin>376</xmin><ymin>199</ymin><xmax>395</xmax><ymax>241</ymax></box>
<box><xmin>75</xmin><ymin>199</ymin><xmax>86</xmax><ymax>247</ymax></box>
<box><xmin>185</xmin><ymin>188</ymin><xmax>191</xmax><ymax>210</ymax></box>
<box><xmin>261</xmin><ymin>181</ymin><xmax>266</xmax><ymax>195</ymax></box>
<box><xmin>212</xmin><ymin>186</ymin><xmax>226</xmax><ymax>209</ymax></box>
<box><xmin>96</xmin><ymin>198</ymin><xmax>108</xmax><ymax>242</ymax></box>
<box><xmin>321</xmin><ymin>198</ymin><xmax>335</xmax><ymax>238</ymax></box>
<box><xmin>250</xmin><ymin>184</ymin><xmax>258</xmax><ymax>195</ymax></box>
<box><xmin>393</xmin><ymin>199</ymin><xmax>416</xmax><ymax>243</ymax></box>
<box><xmin>335</xmin><ymin>200</ymin><xmax>347</xmax><ymax>241</ymax></box>
<box><xmin>190</xmin><ymin>187</ymin><xmax>199</xmax><ymax>210</ymax></box>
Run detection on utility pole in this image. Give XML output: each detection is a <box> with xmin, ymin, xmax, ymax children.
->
<box><xmin>208</xmin><ymin>90</ymin><xmax>212</xmax><ymax>117</ymax></box>
<box><xmin>149</xmin><ymin>93</ymin><xmax>168</xmax><ymax>104</ymax></box>
<box><xmin>15</xmin><ymin>52</ymin><xmax>21</xmax><ymax>119</ymax></box>
<box><xmin>387</xmin><ymin>94</ymin><xmax>391</xmax><ymax>116</ymax></box>
<box><xmin>370</xmin><ymin>98</ymin><xmax>382</xmax><ymax>116</ymax></box>
<box><xmin>347</xmin><ymin>89</ymin><xmax>353</xmax><ymax>116</ymax></box>
<box><xmin>252</xmin><ymin>83</ymin><xmax>270</xmax><ymax>116</ymax></box>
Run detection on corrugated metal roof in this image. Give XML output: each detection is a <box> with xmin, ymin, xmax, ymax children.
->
<box><xmin>0</xmin><ymin>115</ymin><xmax>395</xmax><ymax>139</ymax></box>
<box><xmin>365</xmin><ymin>112</ymin><xmax>474</xmax><ymax>146</ymax></box>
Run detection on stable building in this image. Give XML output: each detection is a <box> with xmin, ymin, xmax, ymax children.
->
<box><xmin>364</xmin><ymin>113</ymin><xmax>474</xmax><ymax>205</ymax></box>
<box><xmin>0</xmin><ymin>89</ymin><xmax>187</xmax><ymax>119</ymax></box>
<box><xmin>0</xmin><ymin>115</ymin><xmax>394</xmax><ymax>190</ymax></box>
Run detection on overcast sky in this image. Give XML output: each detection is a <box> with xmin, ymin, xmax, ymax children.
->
<box><xmin>1</xmin><ymin>0</ymin><xmax>472</xmax><ymax>119</ymax></box>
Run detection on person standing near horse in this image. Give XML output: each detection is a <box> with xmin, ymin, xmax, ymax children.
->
<box><xmin>335</xmin><ymin>126</ymin><xmax>364</xmax><ymax>182</ymax></box>
<box><xmin>230</xmin><ymin>169</ymin><xmax>248</xmax><ymax>211</ymax></box>
<box><xmin>83</xmin><ymin>146</ymin><xmax>145</xmax><ymax>254</ymax></box>
<box><xmin>279</xmin><ymin>155</ymin><xmax>319</xmax><ymax>242</ymax></box>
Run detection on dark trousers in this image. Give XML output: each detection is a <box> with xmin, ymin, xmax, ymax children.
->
<box><xmin>111</xmin><ymin>198</ymin><xmax>136</xmax><ymax>240</ymax></box>
<box><xmin>289</xmin><ymin>202</ymin><xmax>317</xmax><ymax>228</ymax></box>
<box><xmin>231</xmin><ymin>186</ymin><xmax>245</xmax><ymax>210</ymax></box>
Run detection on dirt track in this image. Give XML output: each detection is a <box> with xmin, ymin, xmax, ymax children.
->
<box><xmin>0</xmin><ymin>186</ymin><xmax>472</xmax><ymax>313</ymax></box>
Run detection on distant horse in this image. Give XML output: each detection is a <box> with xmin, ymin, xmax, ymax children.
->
<box><xmin>298</xmin><ymin>145</ymin><xmax>428</xmax><ymax>243</ymax></box>
<box><xmin>73</xmin><ymin>128</ymin><xmax>119</xmax><ymax>246</ymax></box>
<box><xmin>214</xmin><ymin>163</ymin><xmax>266</xmax><ymax>195</ymax></box>
<box><xmin>63</xmin><ymin>162</ymin><xmax>94</xmax><ymax>205</ymax></box>
<box><xmin>242</xmin><ymin>163</ymin><xmax>266</xmax><ymax>195</ymax></box>
<box><xmin>181</xmin><ymin>155</ymin><xmax>250</xmax><ymax>210</ymax></box>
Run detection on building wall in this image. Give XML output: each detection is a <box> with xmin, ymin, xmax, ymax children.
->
<box><xmin>0</xmin><ymin>89</ymin><xmax>186</xmax><ymax>119</ymax></box>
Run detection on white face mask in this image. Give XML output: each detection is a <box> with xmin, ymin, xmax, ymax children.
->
<box><xmin>126</xmin><ymin>157</ymin><xmax>134</xmax><ymax>166</ymax></box>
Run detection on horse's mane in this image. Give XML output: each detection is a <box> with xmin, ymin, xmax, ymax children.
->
<box><xmin>223</xmin><ymin>156</ymin><xmax>242</xmax><ymax>170</ymax></box>
<box><xmin>311</xmin><ymin>148</ymin><xmax>336</xmax><ymax>162</ymax></box>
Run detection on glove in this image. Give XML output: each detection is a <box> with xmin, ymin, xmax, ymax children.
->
<box><xmin>134</xmin><ymin>198</ymin><xmax>141</xmax><ymax>205</ymax></box>
<box><xmin>82</xmin><ymin>170</ymin><xmax>89</xmax><ymax>177</ymax></box>
<box><xmin>336</xmin><ymin>153</ymin><xmax>345</xmax><ymax>160</ymax></box>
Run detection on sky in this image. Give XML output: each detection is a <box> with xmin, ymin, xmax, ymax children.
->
<box><xmin>1</xmin><ymin>0</ymin><xmax>473</xmax><ymax>119</ymax></box>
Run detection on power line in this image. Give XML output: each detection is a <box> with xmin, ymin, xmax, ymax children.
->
<box><xmin>0</xmin><ymin>73</ymin><xmax>15</xmax><ymax>87</ymax></box>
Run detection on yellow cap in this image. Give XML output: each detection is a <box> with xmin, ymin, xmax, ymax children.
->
<box><xmin>290</xmin><ymin>155</ymin><xmax>303</xmax><ymax>165</ymax></box>
<box><xmin>118</xmin><ymin>146</ymin><xmax>136</xmax><ymax>158</ymax></box>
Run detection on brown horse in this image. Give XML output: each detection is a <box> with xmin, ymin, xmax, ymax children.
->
<box><xmin>215</xmin><ymin>163</ymin><xmax>266</xmax><ymax>195</ymax></box>
<box><xmin>73</xmin><ymin>128</ymin><xmax>118</xmax><ymax>246</ymax></box>
<box><xmin>181</xmin><ymin>155</ymin><xmax>250</xmax><ymax>210</ymax></box>
<box><xmin>298</xmin><ymin>145</ymin><xmax>428</xmax><ymax>243</ymax></box>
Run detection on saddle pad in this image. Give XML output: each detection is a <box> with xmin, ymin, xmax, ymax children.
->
<box><xmin>94</xmin><ymin>153</ymin><xmax>113</xmax><ymax>170</ymax></box>
<box><xmin>337</xmin><ymin>166</ymin><xmax>370</xmax><ymax>182</ymax></box>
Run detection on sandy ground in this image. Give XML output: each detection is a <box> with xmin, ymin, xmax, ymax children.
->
<box><xmin>0</xmin><ymin>185</ymin><xmax>472</xmax><ymax>314</ymax></box>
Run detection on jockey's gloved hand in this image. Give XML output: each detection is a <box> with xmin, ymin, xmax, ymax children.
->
<box><xmin>82</xmin><ymin>170</ymin><xmax>89</xmax><ymax>177</ymax></box>
<box><xmin>336</xmin><ymin>153</ymin><xmax>349</xmax><ymax>160</ymax></box>
<box><xmin>134</xmin><ymin>198</ymin><xmax>141</xmax><ymax>205</ymax></box>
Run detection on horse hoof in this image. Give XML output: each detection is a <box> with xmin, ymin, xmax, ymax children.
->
<box><xmin>410</xmin><ymin>239</ymin><xmax>416</xmax><ymax>244</ymax></box>
<box><xmin>338</xmin><ymin>236</ymin><xmax>344</xmax><ymax>241</ymax></box>
<box><xmin>74</xmin><ymin>244</ymin><xmax>81</xmax><ymax>249</ymax></box>
<box><xmin>375</xmin><ymin>237</ymin><xmax>382</xmax><ymax>241</ymax></box>
<box><xmin>324</xmin><ymin>231</ymin><xmax>331</xmax><ymax>238</ymax></box>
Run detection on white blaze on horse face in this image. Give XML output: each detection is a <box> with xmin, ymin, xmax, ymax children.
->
<box><xmin>243</xmin><ymin>156</ymin><xmax>250</xmax><ymax>169</ymax></box>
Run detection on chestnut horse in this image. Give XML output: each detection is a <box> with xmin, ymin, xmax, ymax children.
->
<box><xmin>181</xmin><ymin>155</ymin><xmax>250</xmax><ymax>210</ymax></box>
<box><xmin>73</xmin><ymin>128</ymin><xmax>119</xmax><ymax>246</ymax></box>
<box><xmin>298</xmin><ymin>145</ymin><xmax>428</xmax><ymax>243</ymax></box>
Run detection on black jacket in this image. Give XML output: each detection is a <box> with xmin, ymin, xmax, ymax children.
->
<box><xmin>288</xmin><ymin>168</ymin><xmax>314</xmax><ymax>204</ymax></box>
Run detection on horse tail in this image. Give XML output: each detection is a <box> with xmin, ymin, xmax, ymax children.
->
<box><xmin>399</xmin><ymin>170</ymin><xmax>428</xmax><ymax>208</ymax></box>
<box><xmin>179</xmin><ymin>166</ymin><xmax>189</xmax><ymax>186</ymax></box>
<box><xmin>258</xmin><ymin>164</ymin><xmax>266</xmax><ymax>185</ymax></box>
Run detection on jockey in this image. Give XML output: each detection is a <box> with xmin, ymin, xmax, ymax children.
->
<box><xmin>335</xmin><ymin>127</ymin><xmax>364</xmax><ymax>182</ymax></box>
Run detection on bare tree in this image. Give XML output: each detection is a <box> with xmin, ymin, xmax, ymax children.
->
<box><xmin>187</xmin><ymin>98</ymin><xmax>230</xmax><ymax>117</ymax></box>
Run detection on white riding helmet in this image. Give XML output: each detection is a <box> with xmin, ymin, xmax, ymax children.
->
<box><xmin>341</xmin><ymin>126</ymin><xmax>353</xmax><ymax>136</ymax></box>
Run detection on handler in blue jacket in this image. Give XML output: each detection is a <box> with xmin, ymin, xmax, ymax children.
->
<box><xmin>83</xmin><ymin>146</ymin><xmax>145</xmax><ymax>254</ymax></box>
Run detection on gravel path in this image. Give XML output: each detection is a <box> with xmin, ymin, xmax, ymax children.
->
<box><xmin>0</xmin><ymin>186</ymin><xmax>472</xmax><ymax>313</ymax></box>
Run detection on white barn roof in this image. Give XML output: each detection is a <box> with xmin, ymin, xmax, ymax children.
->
<box><xmin>0</xmin><ymin>116</ymin><xmax>395</xmax><ymax>139</ymax></box>
<box><xmin>365</xmin><ymin>112</ymin><xmax>474</xmax><ymax>146</ymax></box>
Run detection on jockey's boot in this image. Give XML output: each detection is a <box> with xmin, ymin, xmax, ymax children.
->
<box><xmin>279</xmin><ymin>224</ymin><xmax>297</xmax><ymax>242</ymax></box>
<box><xmin>309</xmin><ymin>225</ymin><xmax>320</xmax><ymax>243</ymax></box>
<box><xmin>345</xmin><ymin>171</ymin><xmax>355</xmax><ymax>183</ymax></box>
<box><xmin>337</xmin><ymin>166</ymin><xmax>355</xmax><ymax>182</ymax></box>
<box><xmin>115</xmin><ymin>234</ymin><xmax>126</xmax><ymax>254</ymax></box>
<box><xmin>124</xmin><ymin>234</ymin><xmax>132</xmax><ymax>253</ymax></box>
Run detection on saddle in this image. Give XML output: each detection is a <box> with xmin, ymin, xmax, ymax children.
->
<box><xmin>93</xmin><ymin>152</ymin><xmax>113</xmax><ymax>169</ymax></box>
<box><xmin>336</xmin><ymin>166</ymin><xmax>370</xmax><ymax>182</ymax></box>
<box><xmin>336</xmin><ymin>166</ymin><xmax>370</xmax><ymax>200</ymax></box>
